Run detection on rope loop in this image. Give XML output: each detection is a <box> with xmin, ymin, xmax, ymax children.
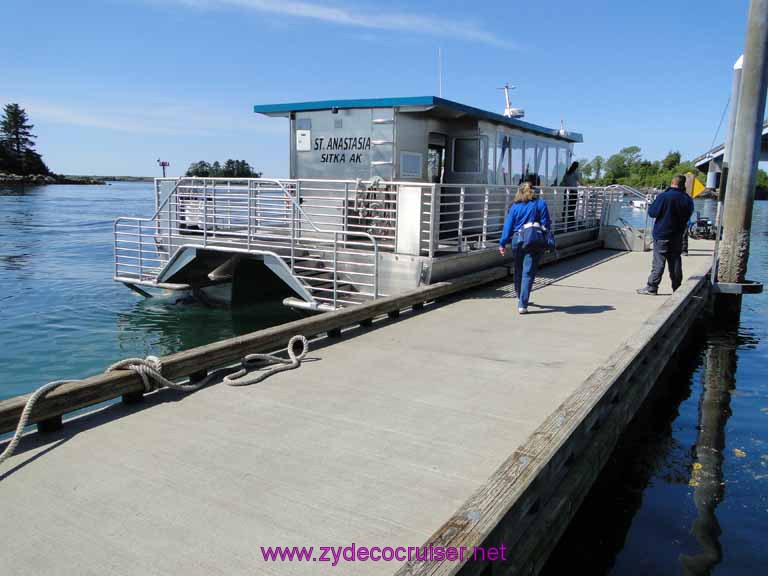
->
<box><xmin>224</xmin><ymin>335</ymin><xmax>309</xmax><ymax>387</ymax></box>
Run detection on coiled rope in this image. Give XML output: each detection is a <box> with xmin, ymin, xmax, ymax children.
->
<box><xmin>224</xmin><ymin>335</ymin><xmax>308</xmax><ymax>387</ymax></box>
<box><xmin>0</xmin><ymin>335</ymin><xmax>309</xmax><ymax>467</ymax></box>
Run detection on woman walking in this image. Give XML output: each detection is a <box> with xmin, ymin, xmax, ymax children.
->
<box><xmin>498</xmin><ymin>182</ymin><xmax>552</xmax><ymax>314</ymax></box>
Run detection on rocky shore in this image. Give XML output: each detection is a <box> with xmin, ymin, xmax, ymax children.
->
<box><xmin>0</xmin><ymin>173</ymin><xmax>106</xmax><ymax>186</ymax></box>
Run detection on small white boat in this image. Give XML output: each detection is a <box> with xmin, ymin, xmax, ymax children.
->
<box><xmin>629</xmin><ymin>199</ymin><xmax>647</xmax><ymax>209</ymax></box>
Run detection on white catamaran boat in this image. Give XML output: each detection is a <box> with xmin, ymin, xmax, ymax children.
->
<box><xmin>114</xmin><ymin>96</ymin><xmax>628</xmax><ymax>310</ymax></box>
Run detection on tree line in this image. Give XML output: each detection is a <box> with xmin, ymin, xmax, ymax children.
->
<box><xmin>576</xmin><ymin>147</ymin><xmax>702</xmax><ymax>188</ymax></box>
<box><xmin>186</xmin><ymin>160</ymin><xmax>261</xmax><ymax>178</ymax></box>
<box><xmin>576</xmin><ymin>145</ymin><xmax>768</xmax><ymax>190</ymax></box>
<box><xmin>0</xmin><ymin>104</ymin><xmax>50</xmax><ymax>176</ymax></box>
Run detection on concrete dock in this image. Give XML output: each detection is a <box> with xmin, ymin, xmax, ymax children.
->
<box><xmin>0</xmin><ymin>242</ymin><xmax>714</xmax><ymax>576</ymax></box>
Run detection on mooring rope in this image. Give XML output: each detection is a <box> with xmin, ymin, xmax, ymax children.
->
<box><xmin>223</xmin><ymin>335</ymin><xmax>308</xmax><ymax>387</ymax></box>
<box><xmin>0</xmin><ymin>380</ymin><xmax>73</xmax><ymax>467</ymax></box>
<box><xmin>106</xmin><ymin>356</ymin><xmax>206</xmax><ymax>393</ymax></box>
<box><xmin>0</xmin><ymin>335</ymin><xmax>310</xmax><ymax>467</ymax></box>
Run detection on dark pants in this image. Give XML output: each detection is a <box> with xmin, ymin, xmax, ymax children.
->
<box><xmin>682</xmin><ymin>227</ymin><xmax>689</xmax><ymax>254</ymax></box>
<box><xmin>646</xmin><ymin>238</ymin><xmax>683</xmax><ymax>292</ymax></box>
<box><xmin>514</xmin><ymin>249</ymin><xmax>541</xmax><ymax>308</ymax></box>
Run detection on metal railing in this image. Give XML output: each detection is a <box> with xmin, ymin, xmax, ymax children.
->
<box><xmin>115</xmin><ymin>178</ymin><xmax>623</xmax><ymax>307</ymax></box>
<box><xmin>115</xmin><ymin>178</ymin><xmax>380</xmax><ymax>308</ymax></box>
<box><xmin>420</xmin><ymin>184</ymin><xmax>615</xmax><ymax>257</ymax></box>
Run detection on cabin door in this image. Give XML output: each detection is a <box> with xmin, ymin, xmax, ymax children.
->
<box><xmin>427</xmin><ymin>134</ymin><xmax>446</xmax><ymax>184</ymax></box>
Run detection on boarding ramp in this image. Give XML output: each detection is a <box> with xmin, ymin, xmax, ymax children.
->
<box><xmin>602</xmin><ymin>184</ymin><xmax>654</xmax><ymax>252</ymax></box>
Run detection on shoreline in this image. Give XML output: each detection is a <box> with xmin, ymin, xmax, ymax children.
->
<box><xmin>0</xmin><ymin>173</ymin><xmax>154</xmax><ymax>186</ymax></box>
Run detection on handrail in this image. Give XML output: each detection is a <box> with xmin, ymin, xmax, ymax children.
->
<box><xmin>606</xmin><ymin>184</ymin><xmax>651</xmax><ymax>202</ymax></box>
<box><xmin>151</xmin><ymin>178</ymin><xmax>184</xmax><ymax>220</ymax></box>
<box><xmin>264</xmin><ymin>178</ymin><xmax>380</xmax><ymax>301</ymax></box>
<box><xmin>140</xmin><ymin>177</ymin><xmax>382</xmax><ymax>302</ymax></box>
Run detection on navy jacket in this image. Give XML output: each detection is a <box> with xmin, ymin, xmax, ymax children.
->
<box><xmin>499</xmin><ymin>198</ymin><xmax>552</xmax><ymax>248</ymax></box>
<box><xmin>648</xmin><ymin>187</ymin><xmax>694</xmax><ymax>240</ymax></box>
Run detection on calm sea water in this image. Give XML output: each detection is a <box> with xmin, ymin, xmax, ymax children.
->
<box><xmin>0</xmin><ymin>181</ymin><xmax>299</xmax><ymax>401</ymax></box>
<box><xmin>1</xmin><ymin>184</ymin><xmax>765</xmax><ymax>572</ymax></box>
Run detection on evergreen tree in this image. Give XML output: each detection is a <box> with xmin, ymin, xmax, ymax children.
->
<box><xmin>222</xmin><ymin>159</ymin><xmax>237</xmax><ymax>177</ymax></box>
<box><xmin>0</xmin><ymin>103</ymin><xmax>49</xmax><ymax>175</ymax></box>
<box><xmin>662</xmin><ymin>150</ymin><xmax>681</xmax><ymax>170</ymax></box>
<box><xmin>185</xmin><ymin>161</ymin><xmax>212</xmax><ymax>177</ymax></box>
<box><xmin>185</xmin><ymin>159</ymin><xmax>261</xmax><ymax>178</ymax></box>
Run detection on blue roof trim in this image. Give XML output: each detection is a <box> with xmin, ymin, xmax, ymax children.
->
<box><xmin>253</xmin><ymin>96</ymin><xmax>582</xmax><ymax>143</ymax></box>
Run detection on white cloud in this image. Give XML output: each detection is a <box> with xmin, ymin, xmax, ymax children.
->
<box><xmin>4</xmin><ymin>98</ymin><xmax>281</xmax><ymax>136</ymax></box>
<box><xmin>158</xmin><ymin>0</ymin><xmax>514</xmax><ymax>49</ymax></box>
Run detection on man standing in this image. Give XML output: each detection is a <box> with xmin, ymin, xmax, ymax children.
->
<box><xmin>637</xmin><ymin>174</ymin><xmax>694</xmax><ymax>295</ymax></box>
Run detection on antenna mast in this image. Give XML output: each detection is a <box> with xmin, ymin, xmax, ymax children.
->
<box><xmin>438</xmin><ymin>48</ymin><xmax>443</xmax><ymax>97</ymax></box>
<box><xmin>498</xmin><ymin>83</ymin><xmax>524</xmax><ymax>118</ymax></box>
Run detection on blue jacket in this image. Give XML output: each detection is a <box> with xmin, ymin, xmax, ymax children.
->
<box><xmin>499</xmin><ymin>198</ymin><xmax>552</xmax><ymax>248</ymax></box>
<box><xmin>648</xmin><ymin>187</ymin><xmax>694</xmax><ymax>240</ymax></box>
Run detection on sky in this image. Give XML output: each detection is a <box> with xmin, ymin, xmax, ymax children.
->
<box><xmin>0</xmin><ymin>0</ymin><xmax>755</xmax><ymax>177</ymax></box>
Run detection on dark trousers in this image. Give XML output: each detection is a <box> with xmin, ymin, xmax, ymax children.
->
<box><xmin>514</xmin><ymin>249</ymin><xmax>541</xmax><ymax>308</ymax></box>
<box><xmin>646</xmin><ymin>238</ymin><xmax>683</xmax><ymax>292</ymax></box>
<box><xmin>682</xmin><ymin>227</ymin><xmax>689</xmax><ymax>254</ymax></box>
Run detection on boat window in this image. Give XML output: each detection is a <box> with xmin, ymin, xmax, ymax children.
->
<box><xmin>453</xmin><ymin>137</ymin><xmax>480</xmax><ymax>173</ymax></box>
<box><xmin>511</xmin><ymin>138</ymin><xmax>523</xmax><ymax>185</ymax></box>
<box><xmin>496</xmin><ymin>133</ymin><xmax>511</xmax><ymax>185</ymax></box>
<box><xmin>400</xmin><ymin>152</ymin><xmax>423</xmax><ymax>179</ymax></box>
<box><xmin>534</xmin><ymin>144</ymin><xmax>546</xmax><ymax>186</ymax></box>
<box><xmin>548</xmin><ymin>144</ymin><xmax>559</xmax><ymax>186</ymax></box>
<box><xmin>557</xmin><ymin>147</ymin><xmax>569</xmax><ymax>183</ymax></box>
<box><xmin>486</xmin><ymin>135</ymin><xmax>496</xmax><ymax>183</ymax></box>
<box><xmin>522</xmin><ymin>142</ymin><xmax>534</xmax><ymax>184</ymax></box>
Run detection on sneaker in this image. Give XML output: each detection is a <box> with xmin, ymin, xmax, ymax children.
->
<box><xmin>636</xmin><ymin>287</ymin><xmax>658</xmax><ymax>295</ymax></box>
<box><xmin>518</xmin><ymin>307</ymin><xmax>528</xmax><ymax>314</ymax></box>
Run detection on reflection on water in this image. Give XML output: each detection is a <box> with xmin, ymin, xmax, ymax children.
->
<box><xmin>114</xmin><ymin>296</ymin><xmax>299</xmax><ymax>355</ymax></box>
<box><xmin>543</xmin><ymin>201</ymin><xmax>768</xmax><ymax>575</ymax></box>
<box><xmin>542</xmin><ymin>322</ymin><xmax>762</xmax><ymax>576</ymax></box>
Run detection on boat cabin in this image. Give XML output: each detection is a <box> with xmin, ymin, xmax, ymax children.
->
<box><xmin>254</xmin><ymin>96</ymin><xmax>582</xmax><ymax>187</ymax></box>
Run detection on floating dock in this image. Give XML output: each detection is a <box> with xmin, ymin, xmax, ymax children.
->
<box><xmin>1</xmin><ymin>241</ymin><xmax>714</xmax><ymax>576</ymax></box>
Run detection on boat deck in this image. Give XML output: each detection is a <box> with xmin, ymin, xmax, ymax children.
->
<box><xmin>1</xmin><ymin>241</ymin><xmax>714</xmax><ymax>576</ymax></box>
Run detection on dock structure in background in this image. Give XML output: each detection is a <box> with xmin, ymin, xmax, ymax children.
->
<box><xmin>0</xmin><ymin>240</ymin><xmax>715</xmax><ymax>576</ymax></box>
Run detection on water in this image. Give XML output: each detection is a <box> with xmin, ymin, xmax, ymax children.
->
<box><xmin>0</xmin><ymin>182</ymin><xmax>298</xmax><ymax>401</ymax></box>
<box><xmin>543</xmin><ymin>200</ymin><xmax>768</xmax><ymax>574</ymax></box>
<box><xmin>1</xmin><ymin>186</ymin><xmax>766</xmax><ymax>572</ymax></box>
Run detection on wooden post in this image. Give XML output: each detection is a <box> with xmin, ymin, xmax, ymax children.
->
<box><xmin>718</xmin><ymin>0</ymin><xmax>768</xmax><ymax>293</ymax></box>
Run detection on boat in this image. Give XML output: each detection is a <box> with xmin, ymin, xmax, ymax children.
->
<box><xmin>629</xmin><ymin>199</ymin><xmax>648</xmax><ymax>209</ymax></box>
<box><xmin>113</xmin><ymin>96</ymin><xmax>624</xmax><ymax>310</ymax></box>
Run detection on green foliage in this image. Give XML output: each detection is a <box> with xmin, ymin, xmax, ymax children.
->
<box><xmin>589</xmin><ymin>155</ymin><xmax>604</xmax><ymax>181</ymax></box>
<box><xmin>186</xmin><ymin>159</ymin><xmax>261</xmax><ymax>178</ymax></box>
<box><xmin>756</xmin><ymin>168</ymin><xmax>768</xmax><ymax>189</ymax></box>
<box><xmin>0</xmin><ymin>103</ymin><xmax>50</xmax><ymax>175</ymax></box>
<box><xmin>580</xmin><ymin>145</ymin><xmax>705</xmax><ymax>189</ymax></box>
<box><xmin>662</xmin><ymin>150</ymin><xmax>681</xmax><ymax>170</ymax></box>
<box><xmin>619</xmin><ymin>146</ymin><xmax>642</xmax><ymax>165</ymax></box>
